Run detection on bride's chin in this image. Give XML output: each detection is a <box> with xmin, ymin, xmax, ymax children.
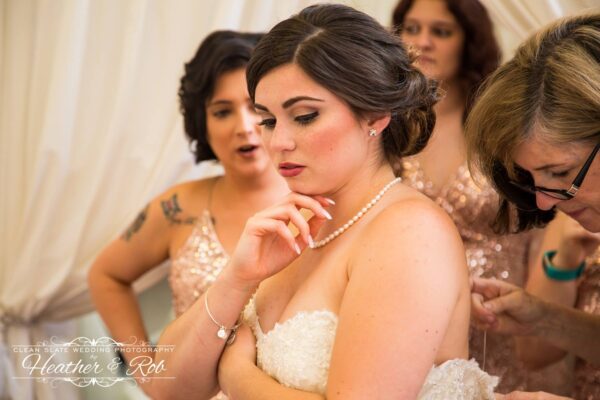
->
<box><xmin>287</xmin><ymin>180</ymin><xmax>332</xmax><ymax>199</ymax></box>
<box><xmin>292</xmin><ymin>189</ymin><xmax>318</xmax><ymax>197</ymax></box>
<box><xmin>288</xmin><ymin>186</ymin><xmax>324</xmax><ymax>198</ymax></box>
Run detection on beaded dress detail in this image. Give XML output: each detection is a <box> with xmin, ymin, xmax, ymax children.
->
<box><xmin>573</xmin><ymin>247</ymin><xmax>600</xmax><ymax>400</ymax></box>
<box><xmin>400</xmin><ymin>158</ymin><xmax>571</xmax><ymax>394</ymax></box>
<box><xmin>168</xmin><ymin>210</ymin><xmax>230</xmax><ymax>400</ymax></box>
<box><xmin>168</xmin><ymin>210</ymin><xmax>229</xmax><ymax>317</ymax></box>
<box><xmin>243</xmin><ymin>298</ymin><xmax>498</xmax><ymax>398</ymax></box>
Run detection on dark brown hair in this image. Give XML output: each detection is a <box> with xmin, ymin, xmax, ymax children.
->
<box><xmin>179</xmin><ymin>30</ymin><xmax>263</xmax><ymax>163</ymax></box>
<box><xmin>247</xmin><ymin>3</ymin><xmax>439</xmax><ymax>164</ymax></box>
<box><xmin>466</xmin><ymin>13</ymin><xmax>600</xmax><ymax>232</ymax></box>
<box><xmin>392</xmin><ymin>0</ymin><xmax>501</xmax><ymax>119</ymax></box>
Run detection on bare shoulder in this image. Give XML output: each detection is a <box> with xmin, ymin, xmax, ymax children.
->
<box><xmin>157</xmin><ymin>177</ymin><xmax>217</xmax><ymax>203</ymax></box>
<box><xmin>367</xmin><ymin>193</ymin><xmax>461</xmax><ymax>247</ymax></box>
<box><xmin>349</xmin><ymin>192</ymin><xmax>466</xmax><ymax>292</ymax></box>
<box><xmin>330</xmin><ymin>191</ymin><xmax>469</xmax><ymax>396</ymax></box>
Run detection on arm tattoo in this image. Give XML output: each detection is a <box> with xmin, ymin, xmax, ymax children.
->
<box><xmin>160</xmin><ymin>193</ymin><xmax>197</xmax><ymax>225</ymax></box>
<box><xmin>121</xmin><ymin>204</ymin><xmax>150</xmax><ymax>241</ymax></box>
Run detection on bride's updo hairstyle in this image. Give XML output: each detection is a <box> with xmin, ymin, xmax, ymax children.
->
<box><xmin>247</xmin><ymin>3</ymin><xmax>439</xmax><ymax>163</ymax></box>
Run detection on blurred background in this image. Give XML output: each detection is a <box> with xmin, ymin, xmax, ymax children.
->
<box><xmin>1</xmin><ymin>0</ymin><xmax>597</xmax><ymax>398</ymax></box>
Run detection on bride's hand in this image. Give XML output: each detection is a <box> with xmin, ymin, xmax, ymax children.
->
<box><xmin>226</xmin><ymin>193</ymin><xmax>332</xmax><ymax>286</ymax></box>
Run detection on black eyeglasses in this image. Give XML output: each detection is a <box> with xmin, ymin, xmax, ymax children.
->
<box><xmin>508</xmin><ymin>142</ymin><xmax>600</xmax><ymax>201</ymax></box>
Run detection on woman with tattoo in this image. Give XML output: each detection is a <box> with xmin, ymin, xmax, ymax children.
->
<box><xmin>87</xmin><ymin>30</ymin><xmax>289</xmax><ymax>398</ymax></box>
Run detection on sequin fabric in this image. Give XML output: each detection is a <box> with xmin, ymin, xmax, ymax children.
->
<box><xmin>400</xmin><ymin>158</ymin><xmax>571</xmax><ymax>394</ymax></box>
<box><xmin>243</xmin><ymin>298</ymin><xmax>498</xmax><ymax>398</ymax></box>
<box><xmin>573</xmin><ymin>248</ymin><xmax>600</xmax><ymax>400</ymax></box>
<box><xmin>168</xmin><ymin>210</ymin><xmax>230</xmax><ymax>400</ymax></box>
<box><xmin>168</xmin><ymin>210</ymin><xmax>229</xmax><ymax>317</ymax></box>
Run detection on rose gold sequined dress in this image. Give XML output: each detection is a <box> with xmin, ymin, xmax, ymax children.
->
<box><xmin>169</xmin><ymin>210</ymin><xmax>229</xmax><ymax>317</ymax></box>
<box><xmin>168</xmin><ymin>210</ymin><xmax>230</xmax><ymax>400</ymax></box>
<box><xmin>573</xmin><ymin>249</ymin><xmax>600</xmax><ymax>400</ymax></box>
<box><xmin>400</xmin><ymin>158</ymin><xmax>571</xmax><ymax>394</ymax></box>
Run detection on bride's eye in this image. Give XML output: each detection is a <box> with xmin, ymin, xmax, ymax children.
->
<box><xmin>295</xmin><ymin>111</ymin><xmax>319</xmax><ymax>126</ymax></box>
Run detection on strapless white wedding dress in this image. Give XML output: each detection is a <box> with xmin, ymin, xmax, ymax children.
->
<box><xmin>243</xmin><ymin>298</ymin><xmax>498</xmax><ymax>399</ymax></box>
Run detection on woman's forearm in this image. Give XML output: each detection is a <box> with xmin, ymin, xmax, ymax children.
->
<box><xmin>534</xmin><ymin>301</ymin><xmax>600</xmax><ymax>364</ymax></box>
<box><xmin>517</xmin><ymin>227</ymin><xmax>579</xmax><ymax>368</ymax></box>
<box><xmin>526</xmin><ymin>215</ymin><xmax>580</xmax><ymax>308</ymax></box>
<box><xmin>152</xmin><ymin>268</ymin><xmax>259</xmax><ymax>400</ymax></box>
<box><xmin>88</xmin><ymin>267</ymin><xmax>161</xmax><ymax>397</ymax></box>
<box><xmin>88</xmin><ymin>270</ymin><xmax>150</xmax><ymax>358</ymax></box>
<box><xmin>526</xmin><ymin>248</ymin><xmax>579</xmax><ymax>307</ymax></box>
<box><xmin>225</xmin><ymin>361</ymin><xmax>324</xmax><ymax>400</ymax></box>
<box><xmin>517</xmin><ymin>269</ymin><xmax>576</xmax><ymax>368</ymax></box>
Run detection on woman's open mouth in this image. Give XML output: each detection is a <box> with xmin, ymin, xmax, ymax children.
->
<box><xmin>237</xmin><ymin>144</ymin><xmax>259</xmax><ymax>158</ymax></box>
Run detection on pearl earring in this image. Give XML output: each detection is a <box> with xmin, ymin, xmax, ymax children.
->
<box><xmin>368</xmin><ymin>128</ymin><xmax>377</xmax><ymax>137</ymax></box>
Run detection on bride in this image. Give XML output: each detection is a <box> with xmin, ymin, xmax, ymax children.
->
<box><xmin>214</xmin><ymin>4</ymin><xmax>497</xmax><ymax>399</ymax></box>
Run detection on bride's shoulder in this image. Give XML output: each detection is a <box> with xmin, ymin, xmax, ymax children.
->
<box><xmin>370</xmin><ymin>190</ymin><xmax>458</xmax><ymax>239</ymax></box>
<box><xmin>348</xmin><ymin>191</ymin><xmax>467</xmax><ymax>299</ymax></box>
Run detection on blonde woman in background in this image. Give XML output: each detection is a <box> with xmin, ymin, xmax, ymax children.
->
<box><xmin>467</xmin><ymin>13</ymin><xmax>600</xmax><ymax>400</ymax></box>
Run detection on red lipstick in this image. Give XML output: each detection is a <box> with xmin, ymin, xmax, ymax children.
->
<box><xmin>278</xmin><ymin>162</ymin><xmax>305</xmax><ymax>178</ymax></box>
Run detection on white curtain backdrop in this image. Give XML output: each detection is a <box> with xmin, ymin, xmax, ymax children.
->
<box><xmin>482</xmin><ymin>0</ymin><xmax>599</xmax><ymax>57</ymax></box>
<box><xmin>0</xmin><ymin>1</ymin><xmax>596</xmax><ymax>399</ymax></box>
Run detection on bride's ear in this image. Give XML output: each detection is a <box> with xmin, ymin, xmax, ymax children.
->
<box><xmin>366</xmin><ymin>112</ymin><xmax>391</xmax><ymax>135</ymax></box>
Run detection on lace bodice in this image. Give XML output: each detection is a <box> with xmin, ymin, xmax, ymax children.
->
<box><xmin>243</xmin><ymin>298</ymin><xmax>498</xmax><ymax>398</ymax></box>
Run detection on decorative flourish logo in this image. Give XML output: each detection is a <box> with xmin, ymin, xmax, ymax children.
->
<box><xmin>11</xmin><ymin>336</ymin><xmax>175</xmax><ymax>388</ymax></box>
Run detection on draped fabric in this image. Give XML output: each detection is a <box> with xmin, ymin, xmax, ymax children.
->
<box><xmin>0</xmin><ymin>1</ymin><xmax>594</xmax><ymax>398</ymax></box>
<box><xmin>481</xmin><ymin>0</ymin><xmax>599</xmax><ymax>57</ymax></box>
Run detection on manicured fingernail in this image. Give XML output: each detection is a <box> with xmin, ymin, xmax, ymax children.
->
<box><xmin>294</xmin><ymin>243</ymin><xmax>301</xmax><ymax>255</ymax></box>
<box><xmin>308</xmin><ymin>235</ymin><xmax>315</xmax><ymax>248</ymax></box>
<box><xmin>483</xmin><ymin>302</ymin><xmax>493</xmax><ymax>311</ymax></box>
<box><xmin>322</xmin><ymin>210</ymin><xmax>332</xmax><ymax>220</ymax></box>
<box><xmin>325</xmin><ymin>198</ymin><xmax>336</xmax><ymax>205</ymax></box>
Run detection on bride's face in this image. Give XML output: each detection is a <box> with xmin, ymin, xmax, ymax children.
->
<box><xmin>253</xmin><ymin>63</ymin><xmax>371</xmax><ymax>196</ymax></box>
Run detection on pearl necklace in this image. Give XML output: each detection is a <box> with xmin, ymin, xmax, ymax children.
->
<box><xmin>310</xmin><ymin>177</ymin><xmax>402</xmax><ymax>249</ymax></box>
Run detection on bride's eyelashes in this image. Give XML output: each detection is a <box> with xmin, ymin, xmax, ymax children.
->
<box><xmin>295</xmin><ymin>111</ymin><xmax>319</xmax><ymax>126</ymax></box>
<box><xmin>258</xmin><ymin>111</ymin><xmax>320</xmax><ymax>130</ymax></box>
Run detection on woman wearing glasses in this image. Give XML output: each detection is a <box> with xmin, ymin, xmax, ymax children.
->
<box><xmin>390</xmin><ymin>0</ymin><xmax>571</xmax><ymax>393</ymax></box>
<box><xmin>466</xmin><ymin>13</ymin><xmax>600</xmax><ymax>400</ymax></box>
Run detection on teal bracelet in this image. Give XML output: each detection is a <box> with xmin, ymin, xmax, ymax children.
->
<box><xmin>542</xmin><ymin>250</ymin><xmax>586</xmax><ymax>281</ymax></box>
